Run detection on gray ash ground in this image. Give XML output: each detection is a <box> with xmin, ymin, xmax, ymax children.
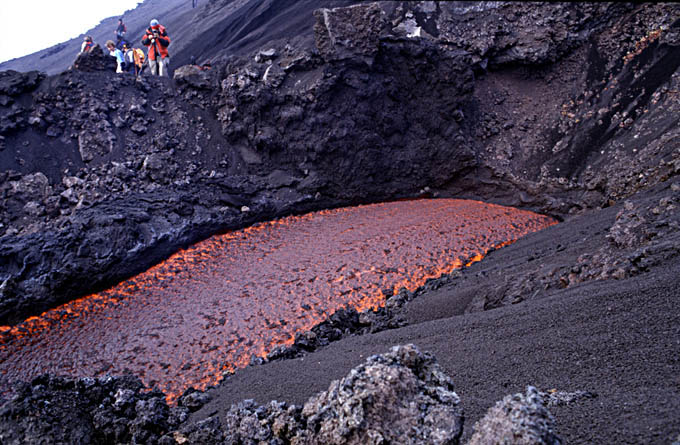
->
<box><xmin>1</xmin><ymin>2</ymin><xmax>680</xmax><ymax>444</ymax></box>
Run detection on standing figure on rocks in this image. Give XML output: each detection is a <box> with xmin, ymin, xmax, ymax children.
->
<box><xmin>122</xmin><ymin>43</ymin><xmax>136</xmax><ymax>75</ymax></box>
<box><xmin>142</xmin><ymin>19</ymin><xmax>171</xmax><ymax>77</ymax></box>
<box><xmin>192</xmin><ymin>0</ymin><xmax>198</xmax><ymax>8</ymax></box>
<box><xmin>105</xmin><ymin>40</ymin><xmax>126</xmax><ymax>73</ymax></box>
<box><xmin>133</xmin><ymin>47</ymin><xmax>146</xmax><ymax>76</ymax></box>
<box><xmin>115</xmin><ymin>18</ymin><xmax>127</xmax><ymax>49</ymax></box>
<box><xmin>80</xmin><ymin>36</ymin><xmax>94</xmax><ymax>53</ymax></box>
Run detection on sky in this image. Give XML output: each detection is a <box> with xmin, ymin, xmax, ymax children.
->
<box><xmin>0</xmin><ymin>0</ymin><xmax>143</xmax><ymax>63</ymax></box>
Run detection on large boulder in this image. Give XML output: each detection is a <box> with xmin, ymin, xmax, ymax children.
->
<box><xmin>8</xmin><ymin>172</ymin><xmax>52</xmax><ymax>201</ymax></box>
<box><xmin>78</xmin><ymin>123</ymin><xmax>116</xmax><ymax>162</ymax></box>
<box><xmin>181</xmin><ymin>345</ymin><xmax>465</xmax><ymax>445</ymax></box>
<box><xmin>295</xmin><ymin>344</ymin><xmax>463</xmax><ymax>444</ymax></box>
<box><xmin>71</xmin><ymin>44</ymin><xmax>117</xmax><ymax>72</ymax></box>
<box><xmin>468</xmin><ymin>386</ymin><xmax>561</xmax><ymax>445</ymax></box>
<box><xmin>313</xmin><ymin>2</ymin><xmax>386</xmax><ymax>65</ymax></box>
<box><xmin>0</xmin><ymin>70</ymin><xmax>44</xmax><ymax>98</ymax></box>
<box><xmin>173</xmin><ymin>65</ymin><xmax>211</xmax><ymax>89</ymax></box>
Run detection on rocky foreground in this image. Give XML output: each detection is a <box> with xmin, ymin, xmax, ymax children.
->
<box><xmin>1</xmin><ymin>2</ymin><xmax>679</xmax><ymax>444</ymax></box>
<box><xmin>0</xmin><ymin>344</ymin><xmax>566</xmax><ymax>444</ymax></box>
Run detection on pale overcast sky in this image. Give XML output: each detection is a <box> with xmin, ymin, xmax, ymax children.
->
<box><xmin>0</xmin><ymin>0</ymin><xmax>143</xmax><ymax>63</ymax></box>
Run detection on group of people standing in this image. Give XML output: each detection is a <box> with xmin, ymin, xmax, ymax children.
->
<box><xmin>80</xmin><ymin>17</ymin><xmax>171</xmax><ymax>77</ymax></box>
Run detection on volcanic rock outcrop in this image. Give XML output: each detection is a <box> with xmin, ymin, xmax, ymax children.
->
<box><xmin>71</xmin><ymin>44</ymin><xmax>118</xmax><ymax>73</ymax></box>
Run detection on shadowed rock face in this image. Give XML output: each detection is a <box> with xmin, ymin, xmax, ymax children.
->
<box><xmin>0</xmin><ymin>374</ymin><xmax>176</xmax><ymax>445</ymax></box>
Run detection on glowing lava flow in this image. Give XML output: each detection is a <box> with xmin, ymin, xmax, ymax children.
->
<box><xmin>0</xmin><ymin>199</ymin><xmax>555</xmax><ymax>403</ymax></box>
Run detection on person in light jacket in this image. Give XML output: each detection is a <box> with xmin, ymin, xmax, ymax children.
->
<box><xmin>105</xmin><ymin>40</ymin><xmax>125</xmax><ymax>73</ymax></box>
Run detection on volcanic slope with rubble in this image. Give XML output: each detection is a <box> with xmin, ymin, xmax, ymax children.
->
<box><xmin>0</xmin><ymin>2</ymin><xmax>680</xmax><ymax>444</ymax></box>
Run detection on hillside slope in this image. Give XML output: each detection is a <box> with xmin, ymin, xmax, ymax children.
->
<box><xmin>0</xmin><ymin>0</ymin><xmax>355</xmax><ymax>75</ymax></box>
<box><xmin>0</xmin><ymin>0</ymin><xmax>187</xmax><ymax>74</ymax></box>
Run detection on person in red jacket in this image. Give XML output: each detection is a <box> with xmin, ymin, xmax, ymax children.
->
<box><xmin>141</xmin><ymin>19</ymin><xmax>171</xmax><ymax>77</ymax></box>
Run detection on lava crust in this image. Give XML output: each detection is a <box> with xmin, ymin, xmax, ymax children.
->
<box><xmin>0</xmin><ymin>199</ymin><xmax>553</xmax><ymax>402</ymax></box>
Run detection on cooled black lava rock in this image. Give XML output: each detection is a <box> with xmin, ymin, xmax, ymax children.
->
<box><xmin>71</xmin><ymin>44</ymin><xmax>117</xmax><ymax>73</ymax></box>
<box><xmin>0</xmin><ymin>374</ymin><xmax>173</xmax><ymax>445</ymax></box>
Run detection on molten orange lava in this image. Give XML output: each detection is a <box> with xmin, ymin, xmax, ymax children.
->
<box><xmin>0</xmin><ymin>199</ymin><xmax>555</xmax><ymax>403</ymax></box>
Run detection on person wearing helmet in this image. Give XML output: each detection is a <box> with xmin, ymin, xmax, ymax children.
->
<box><xmin>141</xmin><ymin>19</ymin><xmax>171</xmax><ymax>77</ymax></box>
<box><xmin>81</xmin><ymin>36</ymin><xmax>94</xmax><ymax>53</ymax></box>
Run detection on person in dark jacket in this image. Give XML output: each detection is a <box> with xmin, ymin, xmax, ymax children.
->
<box><xmin>122</xmin><ymin>43</ymin><xmax>136</xmax><ymax>75</ymax></box>
<box><xmin>141</xmin><ymin>19</ymin><xmax>171</xmax><ymax>77</ymax></box>
<box><xmin>115</xmin><ymin>18</ymin><xmax>127</xmax><ymax>49</ymax></box>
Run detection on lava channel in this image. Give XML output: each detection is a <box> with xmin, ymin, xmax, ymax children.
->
<box><xmin>0</xmin><ymin>199</ymin><xmax>556</xmax><ymax>403</ymax></box>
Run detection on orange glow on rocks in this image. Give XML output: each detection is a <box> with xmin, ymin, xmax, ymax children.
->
<box><xmin>0</xmin><ymin>199</ymin><xmax>555</xmax><ymax>403</ymax></box>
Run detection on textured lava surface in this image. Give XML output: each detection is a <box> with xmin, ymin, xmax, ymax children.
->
<box><xmin>0</xmin><ymin>199</ymin><xmax>555</xmax><ymax>402</ymax></box>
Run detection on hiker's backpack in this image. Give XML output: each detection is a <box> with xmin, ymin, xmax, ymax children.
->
<box><xmin>133</xmin><ymin>48</ymin><xmax>145</xmax><ymax>68</ymax></box>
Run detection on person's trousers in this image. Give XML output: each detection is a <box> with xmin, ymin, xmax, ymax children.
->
<box><xmin>149</xmin><ymin>57</ymin><xmax>170</xmax><ymax>77</ymax></box>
